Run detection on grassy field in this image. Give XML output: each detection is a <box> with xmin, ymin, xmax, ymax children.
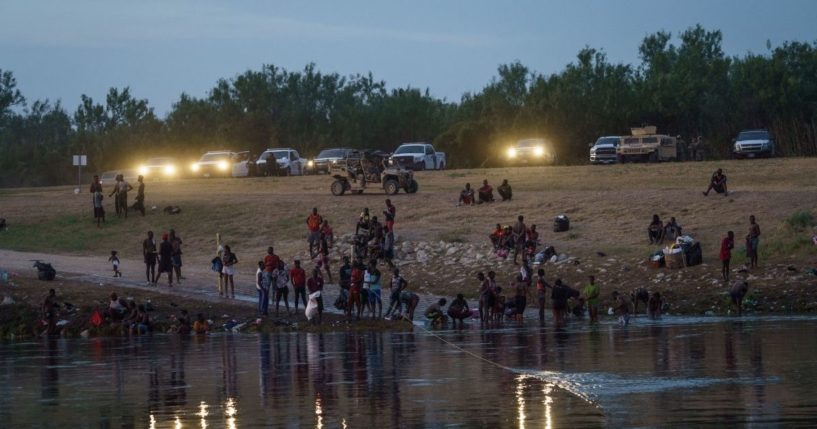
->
<box><xmin>1</xmin><ymin>158</ymin><xmax>816</xmax><ymax>312</ymax></box>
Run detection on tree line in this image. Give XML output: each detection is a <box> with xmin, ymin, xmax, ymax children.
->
<box><xmin>1</xmin><ymin>25</ymin><xmax>816</xmax><ymax>186</ymax></box>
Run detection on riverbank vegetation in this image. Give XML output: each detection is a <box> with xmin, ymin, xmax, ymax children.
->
<box><xmin>1</xmin><ymin>25</ymin><xmax>817</xmax><ymax>186</ymax></box>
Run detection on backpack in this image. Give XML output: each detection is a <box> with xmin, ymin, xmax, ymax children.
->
<box><xmin>34</xmin><ymin>261</ymin><xmax>56</xmax><ymax>281</ymax></box>
<box><xmin>684</xmin><ymin>242</ymin><xmax>703</xmax><ymax>266</ymax></box>
<box><xmin>211</xmin><ymin>257</ymin><xmax>223</xmax><ymax>272</ymax></box>
<box><xmin>553</xmin><ymin>215</ymin><xmax>570</xmax><ymax>232</ymax></box>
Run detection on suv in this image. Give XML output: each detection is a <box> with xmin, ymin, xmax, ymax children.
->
<box><xmin>617</xmin><ymin>126</ymin><xmax>678</xmax><ymax>163</ymax></box>
<box><xmin>589</xmin><ymin>136</ymin><xmax>620</xmax><ymax>164</ymax></box>
<box><xmin>312</xmin><ymin>148</ymin><xmax>353</xmax><ymax>174</ymax></box>
<box><xmin>256</xmin><ymin>148</ymin><xmax>307</xmax><ymax>176</ymax></box>
<box><xmin>733</xmin><ymin>129</ymin><xmax>775</xmax><ymax>158</ymax></box>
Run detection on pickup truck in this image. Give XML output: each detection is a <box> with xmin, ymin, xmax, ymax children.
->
<box><xmin>389</xmin><ymin>143</ymin><xmax>446</xmax><ymax>170</ymax></box>
<box><xmin>733</xmin><ymin>129</ymin><xmax>775</xmax><ymax>159</ymax></box>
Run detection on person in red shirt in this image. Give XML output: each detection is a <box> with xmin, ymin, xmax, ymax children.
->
<box><xmin>307</xmin><ymin>268</ymin><xmax>324</xmax><ymax>324</ymax></box>
<box><xmin>289</xmin><ymin>259</ymin><xmax>307</xmax><ymax>311</ymax></box>
<box><xmin>478</xmin><ymin>179</ymin><xmax>494</xmax><ymax>204</ymax></box>
<box><xmin>349</xmin><ymin>260</ymin><xmax>365</xmax><ymax>320</ymax></box>
<box><xmin>719</xmin><ymin>231</ymin><xmax>735</xmax><ymax>282</ymax></box>
<box><xmin>306</xmin><ymin>207</ymin><xmax>323</xmax><ymax>257</ymax></box>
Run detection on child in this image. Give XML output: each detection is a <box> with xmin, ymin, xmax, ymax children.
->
<box><xmin>108</xmin><ymin>250</ymin><xmax>122</xmax><ymax>277</ymax></box>
<box><xmin>193</xmin><ymin>313</ymin><xmax>209</xmax><ymax>334</ymax></box>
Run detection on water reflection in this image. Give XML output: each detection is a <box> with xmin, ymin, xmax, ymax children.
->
<box><xmin>3</xmin><ymin>317</ymin><xmax>817</xmax><ymax>427</ymax></box>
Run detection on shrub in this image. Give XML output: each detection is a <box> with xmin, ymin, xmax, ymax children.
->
<box><xmin>786</xmin><ymin>210</ymin><xmax>815</xmax><ymax>230</ymax></box>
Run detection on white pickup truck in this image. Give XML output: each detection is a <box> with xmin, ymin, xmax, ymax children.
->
<box><xmin>389</xmin><ymin>143</ymin><xmax>446</xmax><ymax>170</ymax></box>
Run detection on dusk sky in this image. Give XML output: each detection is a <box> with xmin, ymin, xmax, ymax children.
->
<box><xmin>2</xmin><ymin>0</ymin><xmax>816</xmax><ymax>115</ymax></box>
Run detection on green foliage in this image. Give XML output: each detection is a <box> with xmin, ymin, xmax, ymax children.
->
<box><xmin>785</xmin><ymin>210</ymin><xmax>815</xmax><ymax>230</ymax></box>
<box><xmin>2</xmin><ymin>25</ymin><xmax>817</xmax><ymax>186</ymax></box>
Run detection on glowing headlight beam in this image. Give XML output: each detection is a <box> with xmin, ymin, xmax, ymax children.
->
<box><xmin>164</xmin><ymin>165</ymin><xmax>176</xmax><ymax>176</ymax></box>
<box><xmin>533</xmin><ymin>146</ymin><xmax>545</xmax><ymax>156</ymax></box>
<box><xmin>217</xmin><ymin>161</ymin><xmax>229</xmax><ymax>171</ymax></box>
<box><xmin>507</xmin><ymin>148</ymin><xmax>517</xmax><ymax>158</ymax></box>
<box><xmin>190</xmin><ymin>163</ymin><xmax>200</xmax><ymax>172</ymax></box>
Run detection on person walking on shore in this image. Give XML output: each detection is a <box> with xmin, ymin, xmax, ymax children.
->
<box><xmin>290</xmin><ymin>259</ymin><xmax>307</xmax><ymax>312</ymax></box>
<box><xmin>142</xmin><ymin>231</ymin><xmax>157</xmax><ymax>285</ymax></box>
<box><xmin>720</xmin><ymin>231</ymin><xmax>735</xmax><ymax>281</ymax></box>
<box><xmin>256</xmin><ymin>261</ymin><xmax>269</xmax><ymax>316</ymax></box>
<box><xmin>383</xmin><ymin>199</ymin><xmax>396</xmax><ymax>232</ymax></box>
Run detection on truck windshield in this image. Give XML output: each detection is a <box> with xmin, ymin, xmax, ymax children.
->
<box><xmin>395</xmin><ymin>145</ymin><xmax>424</xmax><ymax>154</ymax></box>
<box><xmin>594</xmin><ymin>137</ymin><xmax>619</xmax><ymax>146</ymax></box>
<box><xmin>260</xmin><ymin>151</ymin><xmax>289</xmax><ymax>160</ymax></box>
<box><xmin>200</xmin><ymin>153</ymin><xmax>231</xmax><ymax>162</ymax></box>
<box><xmin>737</xmin><ymin>131</ymin><xmax>769</xmax><ymax>141</ymax></box>
<box><xmin>623</xmin><ymin>137</ymin><xmax>640</xmax><ymax>144</ymax></box>
<box><xmin>317</xmin><ymin>149</ymin><xmax>346</xmax><ymax>158</ymax></box>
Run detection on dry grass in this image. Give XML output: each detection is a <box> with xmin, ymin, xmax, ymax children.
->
<box><xmin>1</xmin><ymin>158</ymin><xmax>817</xmax><ymax>309</ymax></box>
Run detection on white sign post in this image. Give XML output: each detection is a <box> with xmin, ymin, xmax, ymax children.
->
<box><xmin>73</xmin><ymin>155</ymin><xmax>87</xmax><ymax>194</ymax></box>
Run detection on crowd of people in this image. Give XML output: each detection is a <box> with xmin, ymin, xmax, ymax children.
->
<box><xmin>66</xmin><ymin>165</ymin><xmax>768</xmax><ymax>336</ymax></box>
<box><xmin>89</xmin><ymin>174</ymin><xmax>147</xmax><ymax>227</ymax></box>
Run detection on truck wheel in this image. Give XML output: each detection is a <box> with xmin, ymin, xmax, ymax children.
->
<box><xmin>384</xmin><ymin>179</ymin><xmax>399</xmax><ymax>195</ymax></box>
<box><xmin>407</xmin><ymin>179</ymin><xmax>419</xmax><ymax>194</ymax></box>
<box><xmin>331</xmin><ymin>180</ymin><xmax>346</xmax><ymax>196</ymax></box>
<box><xmin>649</xmin><ymin>151</ymin><xmax>659</xmax><ymax>162</ymax></box>
<box><xmin>439</xmin><ymin>162</ymin><xmax>445</xmax><ymax>170</ymax></box>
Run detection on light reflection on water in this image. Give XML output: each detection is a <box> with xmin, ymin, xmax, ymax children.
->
<box><xmin>2</xmin><ymin>316</ymin><xmax>817</xmax><ymax>427</ymax></box>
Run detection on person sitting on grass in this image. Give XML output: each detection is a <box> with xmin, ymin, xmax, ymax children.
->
<box><xmin>489</xmin><ymin>224</ymin><xmax>504</xmax><ymax>249</ymax></box>
<box><xmin>447</xmin><ymin>294</ymin><xmax>470</xmax><ymax>327</ymax></box>
<box><xmin>730</xmin><ymin>280</ymin><xmax>749</xmax><ymax>316</ymax></box>
<box><xmin>478</xmin><ymin>179</ymin><xmax>494</xmax><ymax>204</ymax></box>
<box><xmin>458</xmin><ymin>183</ymin><xmax>475</xmax><ymax>206</ymax></box>
<box><xmin>648</xmin><ymin>214</ymin><xmax>664</xmax><ymax>244</ymax></box>
<box><xmin>425</xmin><ymin>298</ymin><xmax>448</xmax><ymax>326</ymax></box>
<box><xmin>664</xmin><ymin>217</ymin><xmax>683</xmax><ymax>242</ymax></box>
<box><xmin>703</xmin><ymin>168</ymin><xmax>728</xmax><ymax>196</ymax></box>
<box><xmin>498</xmin><ymin>179</ymin><xmax>513</xmax><ymax>201</ymax></box>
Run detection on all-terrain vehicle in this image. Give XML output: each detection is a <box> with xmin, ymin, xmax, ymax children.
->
<box><xmin>330</xmin><ymin>149</ymin><xmax>419</xmax><ymax>196</ymax></box>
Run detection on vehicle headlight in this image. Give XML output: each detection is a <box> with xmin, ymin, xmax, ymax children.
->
<box><xmin>735</xmin><ymin>144</ymin><xmax>741</xmax><ymax>151</ymax></box>
<box><xmin>190</xmin><ymin>163</ymin><xmax>200</xmax><ymax>172</ymax></box>
<box><xmin>217</xmin><ymin>161</ymin><xmax>229</xmax><ymax>171</ymax></box>
<box><xmin>507</xmin><ymin>148</ymin><xmax>517</xmax><ymax>158</ymax></box>
<box><xmin>163</xmin><ymin>165</ymin><xmax>176</xmax><ymax>176</ymax></box>
<box><xmin>138</xmin><ymin>165</ymin><xmax>148</xmax><ymax>175</ymax></box>
<box><xmin>534</xmin><ymin>146</ymin><xmax>544</xmax><ymax>156</ymax></box>
<box><xmin>308</xmin><ymin>160</ymin><xmax>314</xmax><ymax>167</ymax></box>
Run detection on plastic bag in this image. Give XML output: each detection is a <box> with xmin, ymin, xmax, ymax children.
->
<box><xmin>305</xmin><ymin>291</ymin><xmax>322</xmax><ymax>320</ymax></box>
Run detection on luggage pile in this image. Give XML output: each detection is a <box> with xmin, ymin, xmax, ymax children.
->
<box><xmin>653</xmin><ymin>235</ymin><xmax>702</xmax><ymax>269</ymax></box>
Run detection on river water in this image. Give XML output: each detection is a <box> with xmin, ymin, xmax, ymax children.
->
<box><xmin>2</xmin><ymin>316</ymin><xmax>816</xmax><ymax>428</ymax></box>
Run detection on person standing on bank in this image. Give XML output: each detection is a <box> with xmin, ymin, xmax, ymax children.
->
<box><xmin>109</xmin><ymin>175</ymin><xmax>122</xmax><ymax>217</ymax></box>
<box><xmin>156</xmin><ymin>232</ymin><xmax>174</xmax><ymax>287</ymax></box>
<box><xmin>169</xmin><ymin>229</ymin><xmax>184</xmax><ymax>282</ymax></box>
<box><xmin>747</xmin><ymin>215</ymin><xmax>761</xmax><ymax>269</ymax></box>
<box><xmin>142</xmin><ymin>231</ymin><xmax>158</xmax><ymax>285</ymax></box>
<box><xmin>117</xmin><ymin>175</ymin><xmax>133</xmax><ymax>218</ymax></box>
<box><xmin>133</xmin><ymin>175</ymin><xmax>146</xmax><ymax>216</ymax></box>
<box><xmin>222</xmin><ymin>245</ymin><xmax>238</xmax><ymax>299</ymax></box>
